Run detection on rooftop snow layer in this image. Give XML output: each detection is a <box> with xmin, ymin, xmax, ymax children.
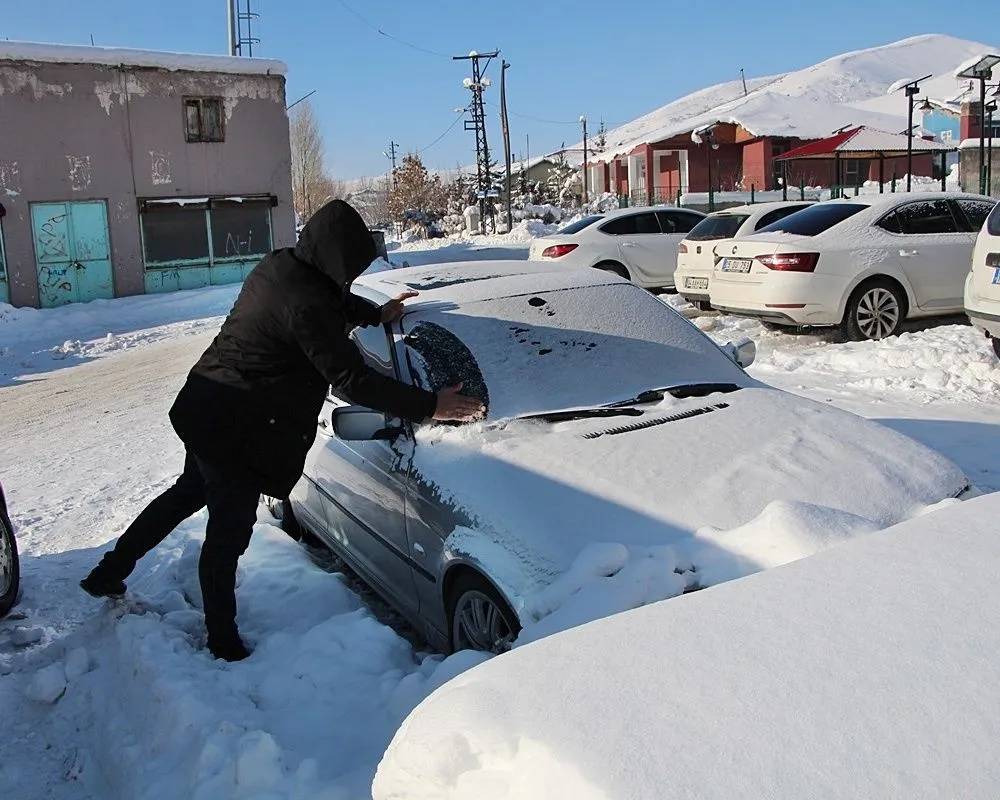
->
<box><xmin>0</xmin><ymin>40</ymin><xmax>286</xmax><ymax>76</ymax></box>
<box><xmin>589</xmin><ymin>34</ymin><xmax>997</xmax><ymax>163</ymax></box>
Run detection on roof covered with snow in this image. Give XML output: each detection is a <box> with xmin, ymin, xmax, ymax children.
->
<box><xmin>588</xmin><ymin>34</ymin><xmax>998</xmax><ymax>163</ymax></box>
<box><xmin>0</xmin><ymin>41</ymin><xmax>286</xmax><ymax>76</ymax></box>
<box><xmin>776</xmin><ymin>126</ymin><xmax>954</xmax><ymax>160</ymax></box>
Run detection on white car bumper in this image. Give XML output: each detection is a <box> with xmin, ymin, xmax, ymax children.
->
<box><xmin>965</xmin><ymin>272</ymin><xmax>1000</xmax><ymax>339</ymax></box>
<box><xmin>710</xmin><ymin>270</ymin><xmax>848</xmax><ymax>327</ymax></box>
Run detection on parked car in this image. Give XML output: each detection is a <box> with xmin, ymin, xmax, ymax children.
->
<box><xmin>278</xmin><ymin>261</ymin><xmax>967</xmax><ymax>655</ymax></box>
<box><xmin>527</xmin><ymin>206</ymin><xmax>706</xmax><ymax>290</ymax></box>
<box><xmin>964</xmin><ymin>199</ymin><xmax>1000</xmax><ymax>359</ymax></box>
<box><xmin>0</xmin><ymin>481</ymin><xmax>20</xmax><ymax>618</ymax></box>
<box><xmin>709</xmin><ymin>192</ymin><xmax>996</xmax><ymax>340</ymax></box>
<box><xmin>675</xmin><ymin>201</ymin><xmax>814</xmax><ymax>309</ymax></box>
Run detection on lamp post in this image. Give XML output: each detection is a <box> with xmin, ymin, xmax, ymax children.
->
<box><xmin>897</xmin><ymin>75</ymin><xmax>931</xmax><ymax>191</ymax></box>
<box><xmin>987</xmin><ymin>98</ymin><xmax>997</xmax><ymax>195</ymax></box>
<box><xmin>692</xmin><ymin>126</ymin><xmax>718</xmax><ymax>211</ymax></box>
<box><xmin>956</xmin><ymin>55</ymin><xmax>1000</xmax><ymax>195</ymax></box>
<box><xmin>580</xmin><ymin>116</ymin><xmax>588</xmax><ymax>204</ymax></box>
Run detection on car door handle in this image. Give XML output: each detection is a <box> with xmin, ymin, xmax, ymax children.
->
<box><xmin>899</xmin><ymin>249</ymin><xmax>919</xmax><ymax>257</ymax></box>
<box><xmin>621</xmin><ymin>242</ymin><xmax>637</xmax><ymax>248</ymax></box>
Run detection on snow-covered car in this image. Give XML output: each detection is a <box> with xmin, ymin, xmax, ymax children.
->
<box><xmin>710</xmin><ymin>192</ymin><xmax>996</xmax><ymax>340</ymax></box>
<box><xmin>0</xmin><ymin>481</ymin><xmax>19</xmax><ymax>618</ymax></box>
<box><xmin>675</xmin><ymin>201</ymin><xmax>813</xmax><ymax>309</ymax></box>
<box><xmin>284</xmin><ymin>261</ymin><xmax>967</xmax><ymax>655</ymax></box>
<box><xmin>373</xmin><ymin>493</ymin><xmax>1000</xmax><ymax>800</ymax></box>
<box><xmin>527</xmin><ymin>206</ymin><xmax>706</xmax><ymax>290</ymax></box>
<box><xmin>964</xmin><ymin>199</ymin><xmax>1000</xmax><ymax>359</ymax></box>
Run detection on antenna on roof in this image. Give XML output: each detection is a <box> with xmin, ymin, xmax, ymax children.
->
<box><xmin>832</xmin><ymin>123</ymin><xmax>854</xmax><ymax>134</ymax></box>
<box><xmin>740</xmin><ymin>68</ymin><xmax>748</xmax><ymax>96</ymax></box>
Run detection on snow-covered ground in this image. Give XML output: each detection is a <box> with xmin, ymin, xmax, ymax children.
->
<box><xmin>2</xmin><ymin>229</ymin><xmax>999</xmax><ymax>799</ymax></box>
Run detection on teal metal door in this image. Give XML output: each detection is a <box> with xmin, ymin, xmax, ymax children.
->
<box><xmin>31</xmin><ymin>201</ymin><xmax>113</xmax><ymax>307</ymax></box>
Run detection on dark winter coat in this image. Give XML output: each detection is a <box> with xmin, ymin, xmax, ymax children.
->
<box><xmin>169</xmin><ymin>200</ymin><xmax>437</xmax><ymax>497</ymax></box>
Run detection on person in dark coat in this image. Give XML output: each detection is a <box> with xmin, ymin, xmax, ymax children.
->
<box><xmin>80</xmin><ymin>200</ymin><xmax>484</xmax><ymax>661</ymax></box>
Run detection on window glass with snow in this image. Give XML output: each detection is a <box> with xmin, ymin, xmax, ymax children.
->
<box><xmin>209</xmin><ymin>200</ymin><xmax>272</xmax><ymax>260</ymax></box>
<box><xmin>955</xmin><ymin>200</ymin><xmax>996</xmax><ymax>232</ymax></box>
<box><xmin>893</xmin><ymin>200</ymin><xmax>959</xmax><ymax>235</ymax></box>
<box><xmin>687</xmin><ymin>214</ymin><xmax>749</xmax><ymax>240</ymax></box>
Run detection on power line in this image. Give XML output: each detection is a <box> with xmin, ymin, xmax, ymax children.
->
<box><xmin>335</xmin><ymin>0</ymin><xmax>451</xmax><ymax>59</ymax></box>
<box><xmin>415</xmin><ymin>110</ymin><xmax>467</xmax><ymax>154</ymax></box>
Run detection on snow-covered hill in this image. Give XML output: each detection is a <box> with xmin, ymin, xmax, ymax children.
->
<box><xmin>592</xmin><ymin>34</ymin><xmax>998</xmax><ymax>161</ymax></box>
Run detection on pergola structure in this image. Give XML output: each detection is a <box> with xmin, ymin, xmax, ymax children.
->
<box><xmin>773</xmin><ymin>126</ymin><xmax>955</xmax><ymax>197</ymax></box>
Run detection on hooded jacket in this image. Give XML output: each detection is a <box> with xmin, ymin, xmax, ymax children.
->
<box><xmin>169</xmin><ymin>200</ymin><xmax>437</xmax><ymax>496</ymax></box>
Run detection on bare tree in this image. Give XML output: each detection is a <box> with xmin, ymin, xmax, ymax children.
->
<box><xmin>289</xmin><ymin>100</ymin><xmax>335</xmax><ymax>221</ymax></box>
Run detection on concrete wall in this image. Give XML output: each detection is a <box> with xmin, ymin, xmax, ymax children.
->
<box><xmin>959</xmin><ymin>144</ymin><xmax>1000</xmax><ymax>196</ymax></box>
<box><xmin>0</xmin><ymin>59</ymin><xmax>294</xmax><ymax>307</ymax></box>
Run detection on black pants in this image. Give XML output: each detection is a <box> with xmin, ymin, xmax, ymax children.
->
<box><xmin>98</xmin><ymin>450</ymin><xmax>260</xmax><ymax>643</ymax></box>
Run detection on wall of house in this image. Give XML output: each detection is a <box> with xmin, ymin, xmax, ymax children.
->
<box><xmin>0</xmin><ymin>58</ymin><xmax>294</xmax><ymax>307</ymax></box>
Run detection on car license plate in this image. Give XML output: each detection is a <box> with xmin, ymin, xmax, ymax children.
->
<box><xmin>721</xmin><ymin>258</ymin><xmax>752</xmax><ymax>273</ymax></box>
<box><xmin>685</xmin><ymin>277</ymin><xmax>709</xmax><ymax>290</ymax></box>
<box><xmin>992</xmin><ymin>267</ymin><xmax>1000</xmax><ymax>285</ymax></box>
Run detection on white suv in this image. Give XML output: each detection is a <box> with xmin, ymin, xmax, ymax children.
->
<box><xmin>964</xmin><ymin>201</ymin><xmax>1000</xmax><ymax>358</ymax></box>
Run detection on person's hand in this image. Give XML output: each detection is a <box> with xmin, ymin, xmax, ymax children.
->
<box><xmin>380</xmin><ymin>291</ymin><xmax>418</xmax><ymax>324</ymax></box>
<box><xmin>433</xmin><ymin>382</ymin><xmax>486</xmax><ymax>422</ymax></box>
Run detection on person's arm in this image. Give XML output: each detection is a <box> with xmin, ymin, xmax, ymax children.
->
<box><xmin>343</xmin><ymin>292</ymin><xmax>382</xmax><ymax>328</ymax></box>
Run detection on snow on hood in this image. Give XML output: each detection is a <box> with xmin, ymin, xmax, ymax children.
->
<box><xmin>413</xmin><ymin>386</ymin><xmax>966</xmax><ymax>602</ymax></box>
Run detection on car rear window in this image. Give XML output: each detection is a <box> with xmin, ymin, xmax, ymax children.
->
<box><xmin>600</xmin><ymin>213</ymin><xmax>660</xmax><ymax>235</ymax></box>
<box><xmin>557</xmin><ymin>215</ymin><xmax>604</xmax><ymax>235</ymax></box>
<box><xmin>990</xmin><ymin>202</ymin><xmax>1000</xmax><ymax>236</ymax></box>
<box><xmin>757</xmin><ymin>203</ymin><xmax>867</xmax><ymax>236</ymax></box>
<box><xmin>957</xmin><ymin>200</ymin><xmax>997</xmax><ymax>232</ymax></box>
<box><xmin>685</xmin><ymin>214</ymin><xmax>749</xmax><ymax>241</ymax></box>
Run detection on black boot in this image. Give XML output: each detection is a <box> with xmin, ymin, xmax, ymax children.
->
<box><xmin>207</xmin><ymin>632</ymin><xmax>251</xmax><ymax>662</ymax></box>
<box><xmin>80</xmin><ymin>566</ymin><xmax>127</xmax><ymax>599</ymax></box>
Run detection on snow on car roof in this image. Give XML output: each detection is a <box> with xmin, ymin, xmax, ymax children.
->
<box><xmin>0</xmin><ymin>40</ymin><xmax>286</xmax><ymax>76</ymax></box>
<box><xmin>819</xmin><ymin>191</ymin><xmax>995</xmax><ymax>209</ymax></box>
<box><xmin>354</xmin><ymin>261</ymin><xmax>624</xmax><ymax>308</ymax></box>
<box><xmin>374</xmin><ymin>492</ymin><xmax>1000</xmax><ymax>800</ymax></box>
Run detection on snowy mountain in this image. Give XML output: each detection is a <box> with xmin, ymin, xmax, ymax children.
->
<box><xmin>590</xmin><ymin>34</ymin><xmax>998</xmax><ymax>162</ymax></box>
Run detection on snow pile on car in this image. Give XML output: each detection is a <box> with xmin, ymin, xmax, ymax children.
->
<box><xmin>373</xmin><ymin>492</ymin><xmax>1000</xmax><ymax>800</ymax></box>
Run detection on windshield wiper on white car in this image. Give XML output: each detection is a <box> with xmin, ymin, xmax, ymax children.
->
<box><xmin>528</xmin><ymin>407</ymin><xmax>645</xmax><ymax>423</ymax></box>
<box><xmin>609</xmin><ymin>383</ymin><xmax>742</xmax><ymax>407</ymax></box>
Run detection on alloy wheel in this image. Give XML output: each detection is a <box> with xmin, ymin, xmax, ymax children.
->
<box><xmin>0</xmin><ymin>524</ymin><xmax>12</xmax><ymax>598</ymax></box>
<box><xmin>452</xmin><ymin>590</ymin><xmax>515</xmax><ymax>654</ymax></box>
<box><xmin>855</xmin><ymin>287</ymin><xmax>900</xmax><ymax>340</ymax></box>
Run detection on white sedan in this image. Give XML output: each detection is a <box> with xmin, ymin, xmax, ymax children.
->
<box><xmin>710</xmin><ymin>192</ymin><xmax>996</xmax><ymax>340</ymax></box>
<box><xmin>675</xmin><ymin>201</ymin><xmax>814</xmax><ymax>309</ymax></box>
<box><xmin>528</xmin><ymin>206</ymin><xmax>705</xmax><ymax>289</ymax></box>
<box><xmin>964</xmin><ymin>199</ymin><xmax>1000</xmax><ymax>358</ymax></box>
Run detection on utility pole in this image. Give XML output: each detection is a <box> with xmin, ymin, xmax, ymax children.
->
<box><xmin>226</xmin><ymin>0</ymin><xmax>237</xmax><ymax>55</ymax></box>
<box><xmin>385</xmin><ymin>140</ymin><xmax>399</xmax><ymax>189</ymax></box>
<box><xmin>455</xmin><ymin>49</ymin><xmax>499</xmax><ymax>234</ymax></box>
<box><xmin>500</xmin><ymin>60</ymin><xmax>513</xmax><ymax>233</ymax></box>
<box><xmin>231</xmin><ymin>0</ymin><xmax>260</xmax><ymax>57</ymax></box>
<box><xmin>580</xmin><ymin>116</ymin><xmax>588</xmax><ymax>204</ymax></box>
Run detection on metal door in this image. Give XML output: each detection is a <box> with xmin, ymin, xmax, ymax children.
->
<box><xmin>31</xmin><ymin>201</ymin><xmax>113</xmax><ymax>307</ymax></box>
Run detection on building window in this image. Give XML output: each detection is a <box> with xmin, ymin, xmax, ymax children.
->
<box><xmin>183</xmin><ymin>97</ymin><xmax>225</xmax><ymax>143</ymax></box>
<box><xmin>771</xmin><ymin>140</ymin><xmax>793</xmax><ymax>188</ymax></box>
<box><xmin>843</xmin><ymin>159</ymin><xmax>868</xmax><ymax>188</ymax></box>
<box><xmin>141</xmin><ymin>197</ymin><xmax>272</xmax><ymax>269</ymax></box>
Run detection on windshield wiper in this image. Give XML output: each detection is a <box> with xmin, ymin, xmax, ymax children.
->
<box><xmin>609</xmin><ymin>383</ymin><xmax>742</xmax><ymax>406</ymax></box>
<box><xmin>529</xmin><ymin>407</ymin><xmax>645</xmax><ymax>423</ymax></box>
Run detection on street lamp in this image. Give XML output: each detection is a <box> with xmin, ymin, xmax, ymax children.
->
<box><xmin>987</xmin><ymin>98</ymin><xmax>998</xmax><ymax>195</ymax></box>
<box><xmin>956</xmin><ymin>54</ymin><xmax>1000</xmax><ymax>194</ymax></box>
<box><xmin>580</xmin><ymin>115</ymin><xmax>588</xmax><ymax>204</ymax></box>
<box><xmin>895</xmin><ymin>74</ymin><xmax>931</xmax><ymax>191</ymax></box>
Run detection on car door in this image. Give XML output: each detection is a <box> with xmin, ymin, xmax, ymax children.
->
<box><xmin>654</xmin><ymin>210</ymin><xmax>704</xmax><ymax>286</ymax></box>
<box><xmin>312</xmin><ymin>322</ymin><xmax>419</xmax><ymax>618</ymax></box>
<box><xmin>881</xmin><ymin>199</ymin><xmax>970</xmax><ymax>310</ymax></box>
<box><xmin>601</xmin><ymin>212</ymin><xmax>667</xmax><ymax>286</ymax></box>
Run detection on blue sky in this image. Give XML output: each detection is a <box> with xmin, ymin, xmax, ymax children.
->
<box><xmin>2</xmin><ymin>0</ymin><xmax>996</xmax><ymax>178</ymax></box>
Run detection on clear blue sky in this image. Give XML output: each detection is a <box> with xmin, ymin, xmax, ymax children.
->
<box><xmin>2</xmin><ymin>0</ymin><xmax>996</xmax><ymax>178</ymax></box>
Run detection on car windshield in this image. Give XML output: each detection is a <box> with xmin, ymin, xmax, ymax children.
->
<box><xmin>556</xmin><ymin>215</ymin><xmax>604</xmax><ymax>235</ymax></box>
<box><xmin>988</xmin><ymin>202</ymin><xmax>1000</xmax><ymax>236</ymax></box>
<box><xmin>685</xmin><ymin>214</ymin><xmax>750</xmax><ymax>241</ymax></box>
<box><xmin>756</xmin><ymin>202</ymin><xmax>867</xmax><ymax>236</ymax></box>
<box><xmin>400</xmin><ymin>284</ymin><xmax>747</xmax><ymax>420</ymax></box>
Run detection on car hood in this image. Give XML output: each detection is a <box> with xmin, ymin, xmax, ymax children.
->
<box><xmin>412</xmin><ymin>385</ymin><xmax>966</xmax><ymax>599</ymax></box>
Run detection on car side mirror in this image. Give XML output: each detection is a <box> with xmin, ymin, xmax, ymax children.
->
<box><xmin>723</xmin><ymin>336</ymin><xmax>756</xmax><ymax>369</ymax></box>
<box><xmin>331</xmin><ymin>406</ymin><xmax>402</xmax><ymax>441</ymax></box>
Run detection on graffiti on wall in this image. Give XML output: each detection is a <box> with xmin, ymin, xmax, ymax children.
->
<box><xmin>37</xmin><ymin>212</ymin><xmax>70</xmax><ymax>260</ymax></box>
<box><xmin>66</xmin><ymin>155</ymin><xmax>93</xmax><ymax>191</ymax></box>
<box><xmin>0</xmin><ymin>161</ymin><xmax>21</xmax><ymax>197</ymax></box>
<box><xmin>150</xmin><ymin>151</ymin><xmax>172</xmax><ymax>185</ymax></box>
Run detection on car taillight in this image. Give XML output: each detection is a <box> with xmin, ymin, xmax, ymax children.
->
<box><xmin>757</xmin><ymin>252</ymin><xmax>820</xmax><ymax>272</ymax></box>
<box><xmin>678</xmin><ymin>243</ymin><xmax>688</xmax><ymax>254</ymax></box>
<box><xmin>541</xmin><ymin>243</ymin><xmax>578</xmax><ymax>258</ymax></box>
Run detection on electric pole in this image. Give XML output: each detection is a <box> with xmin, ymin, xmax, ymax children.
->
<box><xmin>580</xmin><ymin>116</ymin><xmax>588</xmax><ymax>204</ymax></box>
<box><xmin>455</xmin><ymin>49</ymin><xmax>500</xmax><ymax>234</ymax></box>
<box><xmin>500</xmin><ymin>59</ymin><xmax>513</xmax><ymax>233</ymax></box>
<box><xmin>385</xmin><ymin>140</ymin><xmax>399</xmax><ymax>189</ymax></box>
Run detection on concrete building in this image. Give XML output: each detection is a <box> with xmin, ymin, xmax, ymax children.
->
<box><xmin>0</xmin><ymin>42</ymin><xmax>295</xmax><ymax>308</ymax></box>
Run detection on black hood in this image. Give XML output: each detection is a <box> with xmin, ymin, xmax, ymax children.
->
<box><xmin>293</xmin><ymin>200</ymin><xmax>376</xmax><ymax>288</ymax></box>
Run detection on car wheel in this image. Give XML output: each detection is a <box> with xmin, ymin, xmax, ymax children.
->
<box><xmin>449</xmin><ymin>572</ymin><xmax>520</xmax><ymax>655</ymax></box>
<box><xmin>841</xmin><ymin>280</ymin><xmax>906</xmax><ymax>341</ymax></box>
<box><xmin>265</xmin><ymin>496</ymin><xmax>305</xmax><ymax>541</ymax></box>
<box><xmin>992</xmin><ymin>336</ymin><xmax>1000</xmax><ymax>361</ymax></box>
<box><xmin>593</xmin><ymin>261</ymin><xmax>630</xmax><ymax>280</ymax></box>
<box><xmin>0</xmin><ymin>513</ymin><xmax>19</xmax><ymax>618</ymax></box>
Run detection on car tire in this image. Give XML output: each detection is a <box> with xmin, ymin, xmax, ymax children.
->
<box><xmin>448</xmin><ymin>571</ymin><xmax>521</xmax><ymax>655</ymax></box>
<box><xmin>992</xmin><ymin>336</ymin><xmax>1000</xmax><ymax>361</ymax></box>
<box><xmin>697</xmin><ymin>300</ymin><xmax>713</xmax><ymax>312</ymax></box>
<box><xmin>841</xmin><ymin>279</ymin><xmax>906</xmax><ymax>342</ymax></box>
<box><xmin>0</xmin><ymin>512</ymin><xmax>19</xmax><ymax>618</ymax></box>
<box><xmin>593</xmin><ymin>261</ymin><xmax>630</xmax><ymax>280</ymax></box>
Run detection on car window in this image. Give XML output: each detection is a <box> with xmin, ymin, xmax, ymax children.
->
<box><xmin>557</xmin><ymin>215</ymin><xmax>604</xmax><ymax>235</ymax></box>
<box><xmin>989</xmin><ymin>202</ymin><xmax>1000</xmax><ymax>236</ymax></box>
<box><xmin>754</xmin><ymin>205</ymin><xmax>810</xmax><ymax>230</ymax></box>
<box><xmin>601</xmin><ymin>213</ymin><xmax>659</xmax><ymax>235</ymax></box>
<box><xmin>402</xmin><ymin>321</ymin><xmax>490</xmax><ymax>413</ymax></box>
<box><xmin>876</xmin><ymin>211</ymin><xmax>903</xmax><ymax>234</ymax></box>
<box><xmin>655</xmin><ymin>212</ymin><xmax>677</xmax><ymax>234</ymax></box>
<box><xmin>757</xmin><ymin>203</ymin><xmax>867</xmax><ymax>236</ymax></box>
<box><xmin>664</xmin><ymin>211</ymin><xmax>703</xmax><ymax>234</ymax></box>
<box><xmin>955</xmin><ymin>200</ymin><xmax>996</xmax><ymax>232</ymax></box>
<box><xmin>350</xmin><ymin>324</ymin><xmax>394</xmax><ymax>377</ymax></box>
<box><xmin>893</xmin><ymin>200</ymin><xmax>959</xmax><ymax>235</ymax></box>
<box><xmin>686</xmin><ymin>214</ymin><xmax>749</xmax><ymax>241</ymax></box>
